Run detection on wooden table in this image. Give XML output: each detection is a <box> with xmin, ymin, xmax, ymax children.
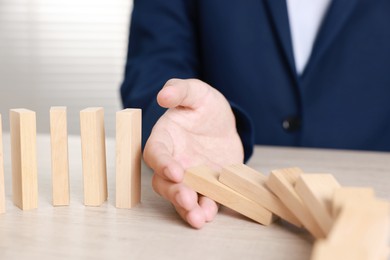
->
<box><xmin>1</xmin><ymin>133</ymin><xmax>389</xmax><ymax>259</ymax></box>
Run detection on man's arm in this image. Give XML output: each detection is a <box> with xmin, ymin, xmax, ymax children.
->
<box><xmin>120</xmin><ymin>0</ymin><xmax>199</xmax><ymax>146</ymax></box>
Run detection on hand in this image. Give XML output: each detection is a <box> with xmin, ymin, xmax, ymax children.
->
<box><xmin>143</xmin><ymin>78</ymin><xmax>244</xmax><ymax>228</ymax></box>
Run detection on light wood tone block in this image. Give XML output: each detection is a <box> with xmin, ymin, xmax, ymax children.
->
<box><xmin>312</xmin><ymin>200</ymin><xmax>390</xmax><ymax>260</ymax></box>
<box><xmin>184</xmin><ymin>165</ymin><xmax>275</xmax><ymax>225</ymax></box>
<box><xmin>115</xmin><ymin>108</ymin><xmax>142</xmax><ymax>209</ymax></box>
<box><xmin>266</xmin><ymin>168</ymin><xmax>326</xmax><ymax>239</ymax></box>
<box><xmin>50</xmin><ymin>107</ymin><xmax>70</xmax><ymax>206</ymax></box>
<box><xmin>384</xmin><ymin>247</ymin><xmax>390</xmax><ymax>260</ymax></box>
<box><xmin>311</xmin><ymin>240</ymin><xmax>371</xmax><ymax>260</ymax></box>
<box><xmin>80</xmin><ymin>107</ymin><xmax>108</xmax><ymax>206</ymax></box>
<box><xmin>332</xmin><ymin>187</ymin><xmax>375</xmax><ymax>217</ymax></box>
<box><xmin>0</xmin><ymin>114</ymin><xmax>5</xmax><ymax>214</ymax></box>
<box><xmin>312</xmin><ymin>243</ymin><xmax>389</xmax><ymax>260</ymax></box>
<box><xmin>295</xmin><ymin>174</ymin><xmax>341</xmax><ymax>235</ymax></box>
<box><xmin>219</xmin><ymin>164</ymin><xmax>301</xmax><ymax>227</ymax></box>
<box><xmin>9</xmin><ymin>109</ymin><xmax>38</xmax><ymax>210</ymax></box>
<box><xmin>328</xmin><ymin>200</ymin><xmax>389</xmax><ymax>246</ymax></box>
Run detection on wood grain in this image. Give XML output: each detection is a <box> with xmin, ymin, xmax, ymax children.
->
<box><xmin>184</xmin><ymin>165</ymin><xmax>275</xmax><ymax>225</ymax></box>
<box><xmin>80</xmin><ymin>107</ymin><xmax>108</xmax><ymax>206</ymax></box>
<box><xmin>115</xmin><ymin>108</ymin><xmax>142</xmax><ymax>209</ymax></box>
<box><xmin>266</xmin><ymin>168</ymin><xmax>326</xmax><ymax>239</ymax></box>
<box><xmin>50</xmin><ymin>107</ymin><xmax>70</xmax><ymax>206</ymax></box>
<box><xmin>295</xmin><ymin>174</ymin><xmax>340</xmax><ymax>235</ymax></box>
<box><xmin>9</xmin><ymin>109</ymin><xmax>38</xmax><ymax>210</ymax></box>
<box><xmin>219</xmin><ymin>164</ymin><xmax>301</xmax><ymax>227</ymax></box>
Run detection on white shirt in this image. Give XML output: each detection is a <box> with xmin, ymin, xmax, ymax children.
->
<box><xmin>286</xmin><ymin>0</ymin><xmax>332</xmax><ymax>74</ymax></box>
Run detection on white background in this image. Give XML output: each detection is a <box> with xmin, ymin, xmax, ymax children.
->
<box><xmin>0</xmin><ymin>0</ymin><xmax>133</xmax><ymax>136</ymax></box>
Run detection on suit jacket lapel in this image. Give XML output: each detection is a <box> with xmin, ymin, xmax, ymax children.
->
<box><xmin>302</xmin><ymin>0</ymin><xmax>359</xmax><ymax>78</ymax></box>
<box><xmin>263</xmin><ymin>0</ymin><xmax>297</xmax><ymax>79</ymax></box>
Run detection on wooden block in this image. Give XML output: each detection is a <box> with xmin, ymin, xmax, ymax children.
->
<box><xmin>50</xmin><ymin>107</ymin><xmax>70</xmax><ymax>206</ymax></box>
<box><xmin>266</xmin><ymin>168</ymin><xmax>326</xmax><ymax>238</ymax></box>
<box><xmin>115</xmin><ymin>108</ymin><xmax>142</xmax><ymax>209</ymax></box>
<box><xmin>383</xmin><ymin>247</ymin><xmax>390</xmax><ymax>260</ymax></box>
<box><xmin>184</xmin><ymin>165</ymin><xmax>275</xmax><ymax>225</ymax></box>
<box><xmin>311</xmin><ymin>240</ymin><xmax>372</xmax><ymax>260</ymax></box>
<box><xmin>328</xmin><ymin>200</ymin><xmax>389</xmax><ymax>248</ymax></box>
<box><xmin>219</xmin><ymin>164</ymin><xmax>301</xmax><ymax>227</ymax></box>
<box><xmin>9</xmin><ymin>109</ymin><xmax>38</xmax><ymax>210</ymax></box>
<box><xmin>295</xmin><ymin>174</ymin><xmax>341</xmax><ymax>235</ymax></box>
<box><xmin>312</xmin><ymin>199</ymin><xmax>390</xmax><ymax>260</ymax></box>
<box><xmin>80</xmin><ymin>107</ymin><xmax>108</xmax><ymax>206</ymax></box>
<box><xmin>312</xmin><ymin>243</ymin><xmax>389</xmax><ymax>260</ymax></box>
<box><xmin>0</xmin><ymin>114</ymin><xmax>5</xmax><ymax>213</ymax></box>
<box><xmin>332</xmin><ymin>187</ymin><xmax>375</xmax><ymax>217</ymax></box>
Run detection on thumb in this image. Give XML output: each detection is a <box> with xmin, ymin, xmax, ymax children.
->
<box><xmin>157</xmin><ymin>78</ymin><xmax>212</xmax><ymax>109</ymax></box>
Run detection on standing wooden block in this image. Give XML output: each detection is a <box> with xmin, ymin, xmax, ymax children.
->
<box><xmin>80</xmin><ymin>107</ymin><xmax>108</xmax><ymax>206</ymax></box>
<box><xmin>266</xmin><ymin>168</ymin><xmax>325</xmax><ymax>239</ymax></box>
<box><xmin>115</xmin><ymin>108</ymin><xmax>142</xmax><ymax>209</ymax></box>
<box><xmin>219</xmin><ymin>164</ymin><xmax>301</xmax><ymax>227</ymax></box>
<box><xmin>184</xmin><ymin>165</ymin><xmax>275</xmax><ymax>226</ymax></box>
<box><xmin>0</xmin><ymin>114</ymin><xmax>5</xmax><ymax>213</ymax></box>
<box><xmin>9</xmin><ymin>109</ymin><xmax>38</xmax><ymax>210</ymax></box>
<box><xmin>295</xmin><ymin>174</ymin><xmax>341</xmax><ymax>235</ymax></box>
<box><xmin>50</xmin><ymin>107</ymin><xmax>70</xmax><ymax>206</ymax></box>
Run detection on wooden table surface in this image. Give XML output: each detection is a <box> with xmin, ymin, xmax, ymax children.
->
<box><xmin>0</xmin><ymin>133</ymin><xmax>389</xmax><ymax>259</ymax></box>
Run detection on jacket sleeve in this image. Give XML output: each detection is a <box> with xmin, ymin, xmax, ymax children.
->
<box><xmin>120</xmin><ymin>0</ymin><xmax>255</xmax><ymax>161</ymax></box>
<box><xmin>120</xmin><ymin>0</ymin><xmax>200</xmax><ymax>146</ymax></box>
<box><xmin>230</xmin><ymin>102</ymin><xmax>254</xmax><ymax>162</ymax></box>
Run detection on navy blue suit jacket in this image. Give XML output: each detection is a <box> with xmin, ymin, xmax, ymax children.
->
<box><xmin>121</xmin><ymin>0</ymin><xmax>390</xmax><ymax>161</ymax></box>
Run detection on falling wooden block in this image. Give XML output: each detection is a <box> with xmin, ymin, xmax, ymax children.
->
<box><xmin>184</xmin><ymin>165</ymin><xmax>275</xmax><ymax>225</ymax></box>
<box><xmin>50</xmin><ymin>107</ymin><xmax>70</xmax><ymax>206</ymax></box>
<box><xmin>115</xmin><ymin>108</ymin><xmax>142</xmax><ymax>209</ymax></box>
<box><xmin>9</xmin><ymin>109</ymin><xmax>38</xmax><ymax>210</ymax></box>
<box><xmin>80</xmin><ymin>107</ymin><xmax>108</xmax><ymax>206</ymax></box>
<box><xmin>332</xmin><ymin>187</ymin><xmax>375</xmax><ymax>217</ymax></box>
<box><xmin>312</xmin><ymin>199</ymin><xmax>390</xmax><ymax>260</ymax></box>
<box><xmin>312</xmin><ymin>243</ymin><xmax>389</xmax><ymax>260</ymax></box>
<box><xmin>328</xmin><ymin>199</ymin><xmax>389</xmax><ymax>247</ymax></box>
<box><xmin>0</xmin><ymin>114</ymin><xmax>5</xmax><ymax>214</ymax></box>
<box><xmin>266</xmin><ymin>168</ymin><xmax>326</xmax><ymax>239</ymax></box>
<box><xmin>383</xmin><ymin>247</ymin><xmax>390</xmax><ymax>260</ymax></box>
<box><xmin>219</xmin><ymin>164</ymin><xmax>301</xmax><ymax>227</ymax></box>
<box><xmin>311</xmin><ymin>240</ymin><xmax>372</xmax><ymax>260</ymax></box>
<box><xmin>295</xmin><ymin>174</ymin><xmax>341</xmax><ymax>235</ymax></box>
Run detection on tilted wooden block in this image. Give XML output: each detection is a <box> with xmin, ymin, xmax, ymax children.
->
<box><xmin>332</xmin><ymin>187</ymin><xmax>375</xmax><ymax>217</ymax></box>
<box><xmin>311</xmin><ymin>240</ymin><xmax>372</xmax><ymax>260</ymax></box>
<box><xmin>115</xmin><ymin>108</ymin><xmax>142</xmax><ymax>209</ymax></box>
<box><xmin>328</xmin><ymin>199</ymin><xmax>389</xmax><ymax>246</ymax></box>
<box><xmin>312</xmin><ymin>243</ymin><xmax>389</xmax><ymax>260</ymax></box>
<box><xmin>295</xmin><ymin>174</ymin><xmax>341</xmax><ymax>235</ymax></box>
<box><xmin>312</xmin><ymin>199</ymin><xmax>390</xmax><ymax>260</ymax></box>
<box><xmin>184</xmin><ymin>165</ymin><xmax>275</xmax><ymax>225</ymax></box>
<box><xmin>0</xmin><ymin>114</ymin><xmax>5</xmax><ymax>214</ymax></box>
<box><xmin>9</xmin><ymin>109</ymin><xmax>38</xmax><ymax>210</ymax></box>
<box><xmin>219</xmin><ymin>164</ymin><xmax>301</xmax><ymax>227</ymax></box>
<box><xmin>384</xmin><ymin>247</ymin><xmax>390</xmax><ymax>260</ymax></box>
<box><xmin>50</xmin><ymin>107</ymin><xmax>70</xmax><ymax>206</ymax></box>
<box><xmin>80</xmin><ymin>107</ymin><xmax>108</xmax><ymax>206</ymax></box>
<box><xmin>266</xmin><ymin>168</ymin><xmax>326</xmax><ymax>239</ymax></box>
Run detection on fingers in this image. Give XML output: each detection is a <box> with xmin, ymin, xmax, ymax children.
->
<box><xmin>152</xmin><ymin>174</ymin><xmax>198</xmax><ymax>211</ymax></box>
<box><xmin>152</xmin><ymin>174</ymin><xmax>219</xmax><ymax>228</ymax></box>
<box><xmin>199</xmin><ymin>196</ymin><xmax>219</xmax><ymax>222</ymax></box>
<box><xmin>157</xmin><ymin>78</ymin><xmax>212</xmax><ymax>109</ymax></box>
<box><xmin>143</xmin><ymin>133</ymin><xmax>183</xmax><ymax>183</ymax></box>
